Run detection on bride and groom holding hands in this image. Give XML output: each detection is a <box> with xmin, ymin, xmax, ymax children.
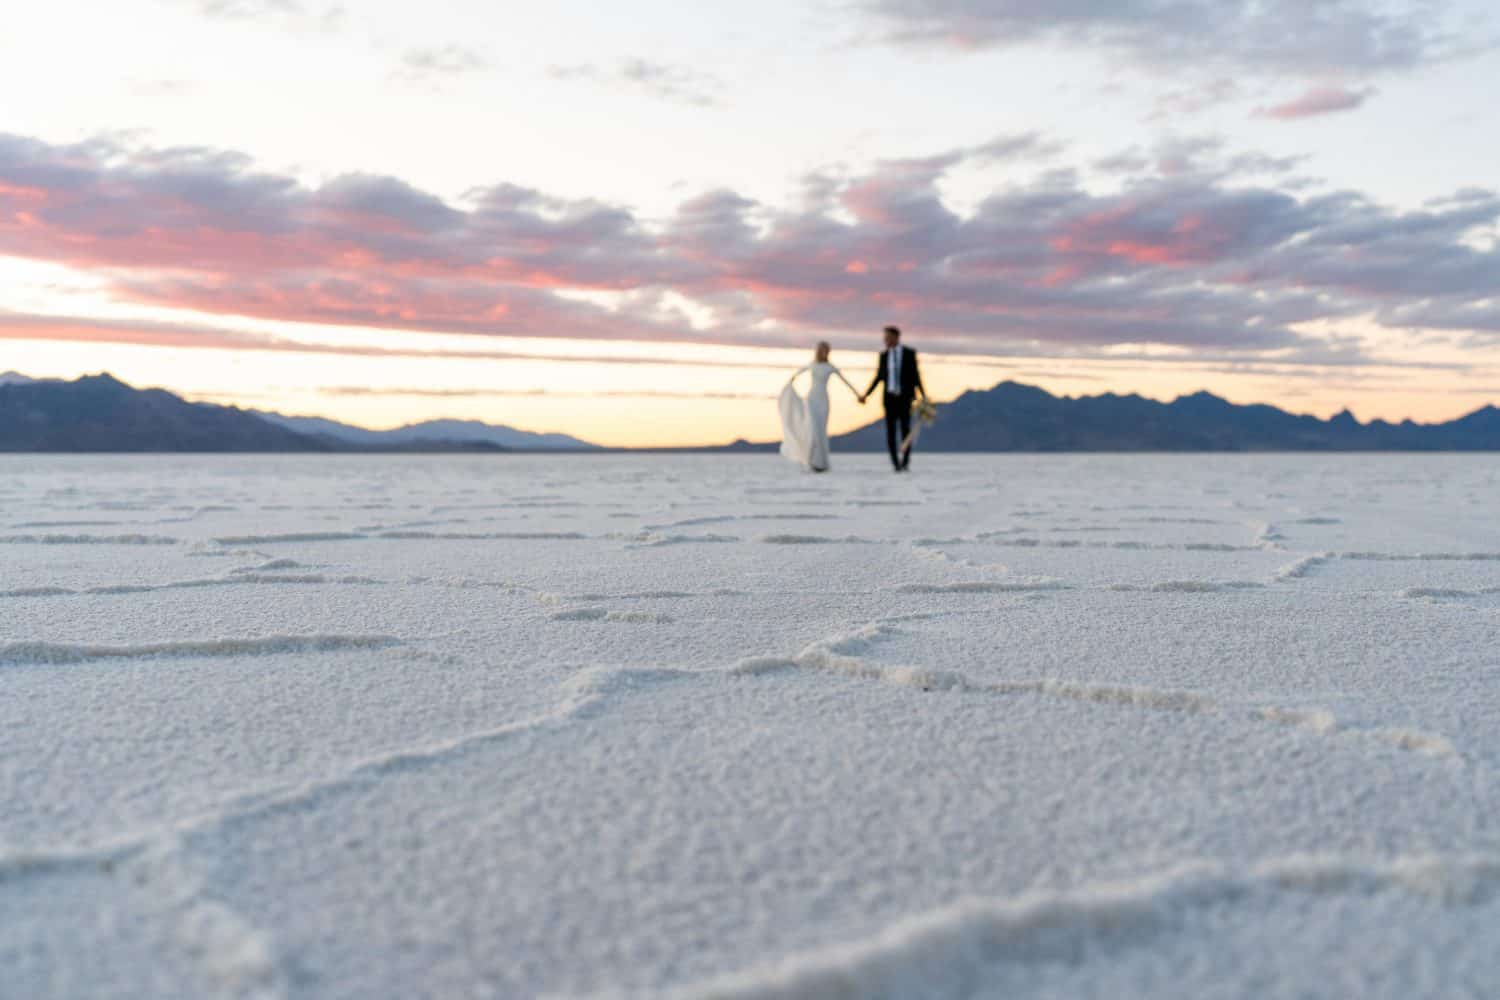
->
<box><xmin>779</xmin><ymin>325</ymin><xmax>927</xmax><ymax>474</ymax></box>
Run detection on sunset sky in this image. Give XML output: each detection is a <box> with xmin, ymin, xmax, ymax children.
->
<box><xmin>3</xmin><ymin>0</ymin><xmax>1499</xmax><ymax>446</ymax></box>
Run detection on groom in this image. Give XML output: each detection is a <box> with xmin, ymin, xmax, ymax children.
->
<box><xmin>859</xmin><ymin>325</ymin><xmax>925</xmax><ymax>472</ymax></box>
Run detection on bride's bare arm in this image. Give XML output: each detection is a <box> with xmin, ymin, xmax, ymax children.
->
<box><xmin>787</xmin><ymin>365</ymin><xmax>811</xmax><ymax>386</ymax></box>
<box><xmin>834</xmin><ymin>367</ymin><xmax>859</xmax><ymax>395</ymax></box>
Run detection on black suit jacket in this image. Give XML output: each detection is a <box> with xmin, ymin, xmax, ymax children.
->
<box><xmin>865</xmin><ymin>347</ymin><xmax>924</xmax><ymax>405</ymax></box>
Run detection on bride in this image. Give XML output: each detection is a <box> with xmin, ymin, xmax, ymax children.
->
<box><xmin>779</xmin><ymin>341</ymin><xmax>859</xmax><ymax>472</ymax></box>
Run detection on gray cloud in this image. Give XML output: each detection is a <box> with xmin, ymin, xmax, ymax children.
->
<box><xmin>127</xmin><ymin>79</ymin><xmax>197</xmax><ymax>97</ymax></box>
<box><xmin>194</xmin><ymin>0</ymin><xmax>301</xmax><ymax>16</ymax></box>
<box><xmin>395</xmin><ymin>45</ymin><xmax>490</xmax><ymax>83</ymax></box>
<box><xmin>967</xmin><ymin>131</ymin><xmax>1068</xmax><ymax>162</ymax></box>
<box><xmin>1149</xmin><ymin>78</ymin><xmax>1243</xmax><ymax>119</ymax></box>
<box><xmin>859</xmin><ymin>0</ymin><xmax>1470</xmax><ymax>75</ymax></box>
<box><xmin>548</xmin><ymin>59</ymin><xmax>726</xmax><ymax>108</ymax></box>
<box><xmin>187</xmin><ymin>0</ymin><xmax>345</xmax><ymax>31</ymax></box>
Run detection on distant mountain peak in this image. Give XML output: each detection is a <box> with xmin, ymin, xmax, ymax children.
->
<box><xmin>1174</xmin><ymin>390</ymin><xmax>1229</xmax><ymax>406</ymax></box>
<box><xmin>1453</xmin><ymin>403</ymin><xmax>1500</xmax><ymax>428</ymax></box>
<box><xmin>76</xmin><ymin>371</ymin><xmax>130</xmax><ymax>388</ymax></box>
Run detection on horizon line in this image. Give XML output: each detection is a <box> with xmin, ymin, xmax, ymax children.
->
<box><xmin>7</xmin><ymin>369</ymin><xmax>1495</xmax><ymax>451</ymax></box>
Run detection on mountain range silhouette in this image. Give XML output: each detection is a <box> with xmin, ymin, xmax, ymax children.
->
<box><xmin>3</xmin><ymin>372</ymin><xmax>1497</xmax><ymax>452</ymax></box>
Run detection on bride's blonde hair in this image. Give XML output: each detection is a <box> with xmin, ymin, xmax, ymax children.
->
<box><xmin>815</xmin><ymin>341</ymin><xmax>831</xmax><ymax>362</ymax></box>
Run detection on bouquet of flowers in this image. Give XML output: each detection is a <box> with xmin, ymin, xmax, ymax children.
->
<box><xmin>901</xmin><ymin>398</ymin><xmax>938</xmax><ymax>452</ymax></box>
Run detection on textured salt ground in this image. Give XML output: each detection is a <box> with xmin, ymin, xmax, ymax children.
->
<box><xmin>45</xmin><ymin>666</ymin><xmax>1490</xmax><ymax>1000</ymax></box>
<box><xmin>3</xmin><ymin>453</ymin><xmax>1500</xmax><ymax>999</ymax></box>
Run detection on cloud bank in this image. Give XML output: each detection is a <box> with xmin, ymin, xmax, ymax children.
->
<box><xmin>2</xmin><ymin>129</ymin><xmax>1497</xmax><ymax>365</ymax></box>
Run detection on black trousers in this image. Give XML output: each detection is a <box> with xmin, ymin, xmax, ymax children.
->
<box><xmin>883</xmin><ymin>394</ymin><xmax>912</xmax><ymax>469</ymax></box>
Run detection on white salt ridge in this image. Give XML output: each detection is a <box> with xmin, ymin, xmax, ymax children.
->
<box><xmin>87</xmin><ymin>582</ymin><xmax>212</xmax><ymax>595</ymax></box>
<box><xmin>644</xmin><ymin>514</ymin><xmax>838</xmax><ymax>530</ymax></box>
<box><xmin>729</xmin><ymin>623</ymin><xmax>1458</xmax><ymax>758</ymax></box>
<box><xmin>231</xmin><ymin>559</ymin><xmax>304</xmax><ymax>573</ymax></box>
<box><xmin>1371</xmin><ymin>728</ymin><xmax>1461</xmax><ymax>757</ymax></box>
<box><xmin>0</xmin><ymin>533</ymin><xmax>179</xmax><ymax>545</ymax></box>
<box><xmin>1272</xmin><ymin>552</ymin><xmax>1334</xmax><ymax>582</ymax></box>
<box><xmin>1148</xmin><ymin>580</ymin><xmax>1265</xmax><ymax>593</ymax></box>
<box><xmin>626</xmin><ymin>854</ymin><xmax>1500</xmax><ymax>1000</ymax></box>
<box><xmin>1343</xmin><ymin>551</ymin><xmax>1500</xmax><ymax>561</ymax></box>
<box><xmin>895</xmin><ymin>580</ymin><xmax>1070</xmax><ymax>594</ymax></box>
<box><xmin>379</xmin><ymin>530</ymin><xmax>588</xmax><ymax>541</ymax></box>
<box><xmin>212</xmin><ymin>529</ymin><xmax>590</xmax><ymax>545</ymax></box>
<box><xmin>570</xmin><ymin>591</ymin><xmax>696</xmax><ymax>601</ymax></box>
<box><xmin>976</xmin><ymin>537</ymin><xmax>1262</xmax><ymax>553</ymax></box>
<box><xmin>1255</xmin><ymin>708</ymin><xmax>1459</xmax><ymax>757</ymax></box>
<box><xmin>214</xmin><ymin>532</ymin><xmax>366</xmax><ymax>545</ymax></box>
<box><xmin>1108</xmin><ymin>581</ymin><xmax>1265</xmax><ymax>594</ymax></box>
<box><xmin>625</xmin><ymin>533</ymin><xmax>741</xmax><ymax>548</ymax></box>
<box><xmin>606</xmin><ymin>611</ymin><xmax>676</xmax><ymax>624</ymax></box>
<box><xmin>230</xmin><ymin>573</ymin><xmax>381</xmax><ymax>586</ymax></box>
<box><xmin>2</xmin><ymin>574</ymin><xmax>382</xmax><ymax>598</ymax></box>
<box><xmin>1251</xmin><ymin>520</ymin><xmax>1286</xmax><ymax>546</ymax></box>
<box><xmin>1402</xmin><ymin>586</ymin><xmax>1492</xmax><ymax>599</ymax></box>
<box><xmin>550</xmin><ymin>607</ymin><xmax>675</xmax><ymax>624</ymax></box>
<box><xmin>1256</xmin><ymin>705</ymin><xmax>1339</xmax><ymax>734</ymax></box>
<box><xmin>551</xmin><ymin>608</ymin><xmax>610</xmax><ymax>621</ymax></box>
<box><xmin>0</xmin><ymin>634</ymin><xmax>402</xmax><ymax>666</ymax></box>
<box><xmin>906</xmin><ymin>543</ymin><xmax>999</xmax><ymax>575</ymax></box>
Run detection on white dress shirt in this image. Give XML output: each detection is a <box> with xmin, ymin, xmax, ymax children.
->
<box><xmin>886</xmin><ymin>345</ymin><xmax>902</xmax><ymax>395</ymax></box>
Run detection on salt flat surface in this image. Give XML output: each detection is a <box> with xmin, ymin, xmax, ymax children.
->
<box><xmin>2</xmin><ymin>453</ymin><xmax>1498</xmax><ymax>1000</ymax></box>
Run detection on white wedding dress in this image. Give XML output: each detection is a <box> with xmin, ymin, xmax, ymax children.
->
<box><xmin>780</xmin><ymin>362</ymin><xmax>855</xmax><ymax>472</ymax></box>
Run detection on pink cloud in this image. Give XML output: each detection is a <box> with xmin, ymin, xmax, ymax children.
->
<box><xmin>1257</xmin><ymin>85</ymin><xmax>1375</xmax><ymax>120</ymax></box>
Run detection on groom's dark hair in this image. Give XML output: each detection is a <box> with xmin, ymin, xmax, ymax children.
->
<box><xmin>884</xmin><ymin>325</ymin><xmax>901</xmax><ymax>340</ymax></box>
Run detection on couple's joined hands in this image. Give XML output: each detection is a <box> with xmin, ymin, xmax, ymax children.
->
<box><xmin>856</xmin><ymin>392</ymin><xmax>926</xmax><ymax>405</ymax></box>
